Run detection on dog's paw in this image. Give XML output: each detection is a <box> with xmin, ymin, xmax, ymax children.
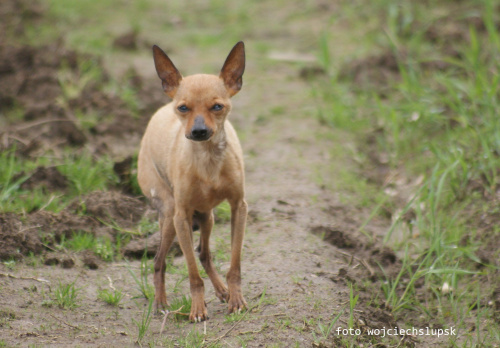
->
<box><xmin>154</xmin><ymin>294</ymin><xmax>169</xmax><ymax>312</ymax></box>
<box><xmin>215</xmin><ymin>286</ymin><xmax>230</xmax><ymax>303</ymax></box>
<box><xmin>189</xmin><ymin>298</ymin><xmax>209</xmax><ymax>322</ymax></box>
<box><xmin>227</xmin><ymin>293</ymin><xmax>247</xmax><ymax>314</ymax></box>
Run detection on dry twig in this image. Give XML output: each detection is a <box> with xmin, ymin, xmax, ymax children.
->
<box><xmin>0</xmin><ymin>272</ymin><xmax>49</xmax><ymax>283</ymax></box>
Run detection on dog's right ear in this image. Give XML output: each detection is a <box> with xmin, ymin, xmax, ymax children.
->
<box><xmin>220</xmin><ymin>41</ymin><xmax>245</xmax><ymax>97</ymax></box>
<box><xmin>152</xmin><ymin>45</ymin><xmax>182</xmax><ymax>98</ymax></box>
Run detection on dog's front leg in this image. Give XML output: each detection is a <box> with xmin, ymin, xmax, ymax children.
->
<box><xmin>227</xmin><ymin>199</ymin><xmax>248</xmax><ymax>313</ymax></box>
<box><xmin>173</xmin><ymin>209</ymin><xmax>208</xmax><ymax>322</ymax></box>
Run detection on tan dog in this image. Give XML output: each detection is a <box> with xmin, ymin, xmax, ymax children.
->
<box><xmin>137</xmin><ymin>42</ymin><xmax>248</xmax><ymax>322</ymax></box>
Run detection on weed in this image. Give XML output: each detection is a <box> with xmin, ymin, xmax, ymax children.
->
<box><xmin>137</xmin><ymin>216</ymin><xmax>159</xmax><ymax>236</ymax></box>
<box><xmin>224</xmin><ymin>310</ymin><xmax>247</xmax><ymax>323</ymax></box>
<box><xmin>176</xmin><ymin>325</ymin><xmax>205</xmax><ymax>347</ymax></box>
<box><xmin>98</xmin><ymin>288</ymin><xmax>124</xmax><ymax>306</ymax></box>
<box><xmin>214</xmin><ymin>200</ymin><xmax>231</xmax><ymax>223</ymax></box>
<box><xmin>168</xmin><ymin>295</ymin><xmax>191</xmax><ymax>321</ymax></box>
<box><xmin>127</xmin><ymin>254</ymin><xmax>154</xmax><ymax>300</ymax></box>
<box><xmin>312</xmin><ymin>308</ymin><xmax>343</xmax><ymax>344</ymax></box>
<box><xmin>59</xmin><ymin>153</ymin><xmax>117</xmax><ymax>195</ymax></box>
<box><xmin>132</xmin><ymin>297</ymin><xmax>153</xmax><ymax>343</ymax></box>
<box><xmin>53</xmin><ymin>280</ymin><xmax>80</xmax><ymax>310</ymax></box>
<box><xmin>348</xmin><ymin>283</ymin><xmax>359</xmax><ymax>329</ymax></box>
<box><xmin>2</xmin><ymin>259</ymin><xmax>16</xmax><ymax>271</ymax></box>
<box><xmin>61</xmin><ymin>231</ymin><xmax>117</xmax><ymax>261</ymax></box>
<box><xmin>255</xmin><ymin>286</ymin><xmax>276</xmax><ymax>310</ymax></box>
<box><xmin>0</xmin><ymin>150</ymin><xmax>58</xmax><ymax>213</ymax></box>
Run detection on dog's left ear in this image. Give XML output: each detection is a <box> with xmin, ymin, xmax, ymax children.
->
<box><xmin>220</xmin><ymin>41</ymin><xmax>245</xmax><ymax>96</ymax></box>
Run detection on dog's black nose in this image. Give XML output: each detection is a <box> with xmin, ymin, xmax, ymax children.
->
<box><xmin>191</xmin><ymin>127</ymin><xmax>208</xmax><ymax>139</ymax></box>
<box><xmin>189</xmin><ymin>116</ymin><xmax>212</xmax><ymax>141</ymax></box>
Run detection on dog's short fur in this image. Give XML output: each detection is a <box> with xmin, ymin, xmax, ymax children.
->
<box><xmin>137</xmin><ymin>42</ymin><xmax>248</xmax><ymax>322</ymax></box>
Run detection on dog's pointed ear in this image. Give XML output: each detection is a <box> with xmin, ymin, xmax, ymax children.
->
<box><xmin>220</xmin><ymin>41</ymin><xmax>245</xmax><ymax>97</ymax></box>
<box><xmin>152</xmin><ymin>45</ymin><xmax>182</xmax><ymax>98</ymax></box>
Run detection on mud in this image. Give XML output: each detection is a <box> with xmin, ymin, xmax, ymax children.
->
<box><xmin>0</xmin><ymin>190</ymin><xmax>146</xmax><ymax>262</ymax></box>
<box><xmin>17</xmin><ymin>166</ymin><xmax>69</xmax><ymax>192</ymax></box>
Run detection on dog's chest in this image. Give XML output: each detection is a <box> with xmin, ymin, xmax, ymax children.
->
<box><xmin>186</xmin><ymin>177</ymin><xmax>232</xmax><ymax>212</ymax></box>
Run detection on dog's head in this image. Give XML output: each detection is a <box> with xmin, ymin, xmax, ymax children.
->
<box><xmin>152</xmin><ymin>42</ymin><xmax>245</xmax><ymax>142</ymax></box>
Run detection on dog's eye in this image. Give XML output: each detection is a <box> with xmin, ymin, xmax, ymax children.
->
<box><xmin>177</xmin><ymin>105</ymin><xmax>189</xmax><ymax>113</ymax></box>
<box><xmin>211</xmin><ymin>104</ymin><xmax>224</xmax><ymax>111</ymax></box>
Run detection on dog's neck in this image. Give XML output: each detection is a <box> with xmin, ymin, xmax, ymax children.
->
<box><xmin>189</xmin><ymin>127</ymin><xmax>227</xmax><ymax>183</ymax></box>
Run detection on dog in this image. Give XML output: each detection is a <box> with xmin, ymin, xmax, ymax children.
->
<box><xmin>137</xmin><ymin>42</ymin><xmax>248</xmax><ymax>322</ymax></box>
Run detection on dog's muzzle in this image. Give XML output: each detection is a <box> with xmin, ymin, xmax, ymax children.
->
<box><xmin>188</xmin><ymin>116</ymin><xmax>213</xmax><ymax>141</ymax></box>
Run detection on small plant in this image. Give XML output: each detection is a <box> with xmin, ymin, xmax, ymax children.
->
<box><xmin>224</xmin><ymin>310</ymin><xmax>247</xmax><ymax>323</ymax></box>
<box><xmin>93</xmin><ymin>237</ymin><xmax>114</xmax><ymax>261</ymax></box>
<box><xmin>137</xmin><ymin>216</ymin><xmax>159</xmax><ymax>236</ymax></box>
<box><xmin>133</xmin><ymin>298</ymin><xmax>154</xmax><ymax>343</ymax></box>
<box><xmin>348</xmin><ymin>283</ymin><xmax>359</xmax><ymax>329</ymax></box>
<box><xmin>126</xmin><ymin>254</ymin><xmax>154</xmax><ymax>299</ymax></box>
<box><xmin>53</xmin><ymin>280</ymin><xmax>80</xmax><ymax>310</ymax></box>
<box><xmin>176</xmin><ymin>325</ymin><xmax>205</xmax><ymax>347</ymax></box>
<box><xmin>59</xmin><ymin>153</ymin><xmax>117</xmax><ymax>195</ymax></box>
<box><xmin>168</xmin><ymin>295</ymin><xmax>191</xmax><ymax>321</ymax></box>
<box><xmin>98</xmin><ymin>288</ymin><xmax>124</xmax><ymax>306</ymax></box>
<box><xmin>314</xmin><ymin>309</ymin><xmax>344</xmax><ymax>342</ymax></box>
<box><xmin>62</xmin><ymin>231</ymin><xmax>117</xmax><ymax>261</ymax></box>
<box><xmin>66</xmin><ymin>231</ymin><xmax>95</xmax><ymax>251</ymax></box>
<box><xmin>214</xmin><ymin>201</ymin><xmax>231</xmax><ymax>223</ymax></box>
<box><xmin>2</xmin><ymin>259</ymin><xmax>16</xmax><ymax>271</ymax></box>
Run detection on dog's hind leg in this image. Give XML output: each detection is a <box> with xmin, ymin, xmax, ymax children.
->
<box><xmin>151</xmin><ymin>192</ymin><xmax>176</xmax><ymax>310</ymax></box>
<box><xmin>227</xmin><ymin>199</ymin><xmax>248</xmax><ymax>313</ymax></box>
<box><xmin>197</xmin><ymin>210</ymin><xmax>230</xmax><ymax>303</ymax></box>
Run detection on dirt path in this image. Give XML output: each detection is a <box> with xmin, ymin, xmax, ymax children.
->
<box><xmin>0</xmin><ymin>2</ymin><xmax>425</xmax><ymax>347</ymax></box>
<box><xmin>0</xmin><ymin>49</ymin><xmax>399</xmax><ymax>348</ymax></box>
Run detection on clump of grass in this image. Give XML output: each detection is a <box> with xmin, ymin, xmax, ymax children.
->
<box><xmin>2</xmin><ymin>259</ymin><xmax>16</xmax><ymax>271</ymax></box>
<box><xmin>214</xmin><ymin>201</ymin><xmax>231</xmax><ymax>223</ymax></box>
<box><xmin>224</xmin><ymin>310</ymin><xmax>247</xmax><ymax>324</ymax></box>
<box><xmin>0</xmin><ymin>150</ymin><xmax>66</xmax><ymax>213</ymax></box>
<box><xmin>133</xmin><ymin>298</ymin><xmax>154</xmax><ymax>343</ymax></box>
<box><xmin>60</xmin><ymin>231</ymin><xmax>117</xmax><ymax>261</ymax></box>
<box><xmin>53</xmin><ymin>280</ymin><xmax>80</xmax><ymax>310</ymax></box>
<box><xmin>168</xmin><ymin>295</ymin><xmax>191</xmax><ymax>321</ymax></box>
<box><xmin>59</xmin><ymin>153</ymin><xmax>118</xmax><ymax>195</ymax></box>
<box><xmin>98</xmin><ymin>288</ymin><xmax>124</xmax><ymax>306</ymax></box>
<box><xmin>176</xmin><ymin>325</ymin><xmax>205</xmax><ymax>347</ymax></box>
<box><xmin>126</xmin><ymin>253</ymin><xmax>154</xmax><ymax>300</ymax></box>
<box><xmin>136</xmin><ymin>216</ymin><xmax>159</xmax><ymax>236</ymax></box>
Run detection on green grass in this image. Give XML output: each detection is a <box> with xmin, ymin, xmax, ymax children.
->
<box><xmin>0</xmin><ymin>149</ymin><xmax>118</xmax><ymax>213</ymax></box>
<box><xmin>132</xmin><ymin>297</ymin><xmax>154</xmax><ymax>343</ymax></box>
<box><xmin>53</xmin><ymin>280</ymin><xmax>81</xmax><ymax>310</ymax></box>
<box><xmin>59</xmin><ymin>231</ymin><xmax>117</xmax><ymax>261</ymax></box>
<box><xmin>175</xmin><ymin>325</ymin><xmax>205</xmax><ymax>348</ymax></box>
<box><xmin>168</xmin><ymin>295</ymin><xmax>192</xmax><ymax>321</ymax></box>
<box><xmin>214</xmin><ymin>201</ymin><xmax>231</xmax><ymax>223</ymax></box>
<box><xmin>312</xmin><ymin>308</ymin><xmax>344</xmax><ymax>345</ymax></box>
<box><xmin>314</xmin><ymin>0</ymin><xmax>500</xmax><ymax>345</ymax></box>
<box><xmin>59</xmin><ymin>153</ymin><xmax>118</xmax><ymax>196</ymax></box>
<box><xmin>127</xmin><ymin>254</ymin><xmax>155</xmax><ymax>300</ymax></box>
<box><xmin>98</xmin><ymin>288</ymin><xmax>124</xmax><ymax>306</ymax></box>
